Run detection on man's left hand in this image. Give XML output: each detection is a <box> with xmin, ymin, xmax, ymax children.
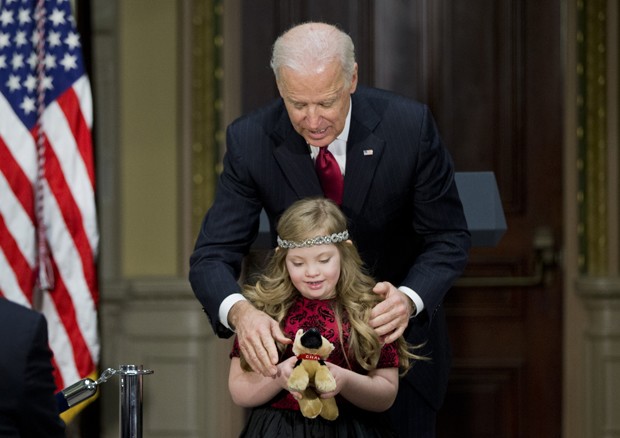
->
<box><xmin>369</xmin><ymin>281</ymin><xmax>413</xmax><ymax>344</ymax></box>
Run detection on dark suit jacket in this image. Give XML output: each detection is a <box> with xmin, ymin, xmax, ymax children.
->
<box><xmin>0</xmin><ymin>298</ymin><xmax>65</xmax><ymax>437</ymax></box>
<box><xmin>189</xmin><ymin>86</ymin><xmax>471</xmax><ymax>410</ymax></box>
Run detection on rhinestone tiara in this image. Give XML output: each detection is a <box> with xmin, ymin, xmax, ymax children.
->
<box><xmin>277</xmin><ymin>230</ymin><xmax>349</xmax><ymax>249</ymax></box>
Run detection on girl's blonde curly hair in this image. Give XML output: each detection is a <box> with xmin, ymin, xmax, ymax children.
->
<box><xmin>242</xmin><ymin>197</ymin><xmax>423</xmax><ymax>374</ymax></box>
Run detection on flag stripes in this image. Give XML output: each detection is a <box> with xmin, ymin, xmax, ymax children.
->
<box><xmin>0</xmin><ymin>0</ymin><xmax>99</xmax><ymax>398</ymax></box>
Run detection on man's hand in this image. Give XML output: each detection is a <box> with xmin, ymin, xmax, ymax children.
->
<box><xmin>229</xmin><ymin>300</ymin><xmax>292</xmax><ymax>377</ymax></box>
<box><xmin>369</xmin><ymin>282</ymin><xmax>413</xmax><ymax>344</ymax></box>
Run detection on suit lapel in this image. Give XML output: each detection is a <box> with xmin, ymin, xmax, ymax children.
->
<box><xmin>272</xmin><ymin>110</ymin><xmax>323</xmax><ymax>199</ymax></box>
<box><xmin>343</xmin><ymin>93</ymin><xmax>385</xmax><ymax>211</ymax></box>
<box><xmin>271</xmin><ymin>92</ymin><xmax>385</xmax><ymax>208</ymax></box>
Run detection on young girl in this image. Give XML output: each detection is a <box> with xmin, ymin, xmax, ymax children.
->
<box><xmin>229</xmin><ymin>198</ymin><xmax>421</xmax><ymax>437</ymax></box>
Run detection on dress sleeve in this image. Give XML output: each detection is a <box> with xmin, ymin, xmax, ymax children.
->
<box><xmin>376</xmin><ymin>341</ymin><xmax>400</xmax><ymax>369</ymax></box>
<box><xmin>229</xmin><ymin>336</ymin><xmax>241</xmax><ymax>359</ymax></box>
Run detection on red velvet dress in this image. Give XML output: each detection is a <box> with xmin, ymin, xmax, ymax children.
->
<box><xmin>231</xmin><ymin>295</ymin><xmax>400</xmax><ymax>437</ymax></box>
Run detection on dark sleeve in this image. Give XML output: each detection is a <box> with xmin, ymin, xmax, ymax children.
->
<box><xmin>189</xmin><ymin>122</ymin><xmax>264</xmax><ymax>338</ymax></box>
<box><xmin>402</xmin><ymin>105</ymin><xmax>471</xmax><ymax>319</ymax></box>
<box><xmin>18</xmin><ymin>314</ymin><xmax>66</xmax><ymax>438</ymax></box>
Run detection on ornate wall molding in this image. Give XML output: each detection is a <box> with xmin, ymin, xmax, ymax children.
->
<box><xmin>186</xmin><ymin>0</ymin><xmax>224</xmax><ymax>238</ymax></box>
<box><xmin>574</xmin><ymin>5</ymin><xmax>620</xmax><ymax>437</ymax></box>
<box><xmin>576</xmin><ymin>0</ymin><xmax>612</xmax><ymax>275</ymax></box>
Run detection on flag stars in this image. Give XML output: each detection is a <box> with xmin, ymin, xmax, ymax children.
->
<box><xmin>48</xmin><ymin>30</ymin><xmax>62</xmax><ymax>47</ymax></box>
<box><xmin>11</xmin><ymin>52</ymin><xmax>24</xmax><ymax>69</ymax></box>
<box><xmin>59</xmin><ymin>52</ymin><xmax>76</xmax><ymax>71</ymax></box>
<box><xmin>23</xmin><ymin>73</ymin><xmax>37</xmax><ymax>92</ymax></box>
<box><xmin>23</xmin><ymin>73</ymin><xmax>53</xmax><ymax>91</ymax></box>
<box><xmin>44</xmin><ymin>53</ymin><xmax>57</xmax><ymax>69</ymax></box>
<box><xmin>1</xmin><ymin>0</ymin><xmax>85</xmax><ymax>121</ymax></box>
<box><xmin>42</xmin><ymin>75</ymin><xmax>53</xmax><ymax>90</ymax></box>
<box><xmin>48</xmin><ymin>8</ymin><xmax>66</xmax><ymax>27</ymax></box>
<box><xmin>31</xmin><ymin>28</ymin><xmax>40</xmax><ymax>46</ymax></box>
<box><xmin>14</xmin><ymin>30</ymin><xmax>27</xmax><ymax>47</ymax></box>
<box><xmin>18</xmin><ymin>8</ymin><xmax>32</xmax><ymax>25</ymax></box>
<box><xmin>27</xmin><ymin>52</ymin><xmax>38</xmax><ymax>69</ymax></box>
<box><xmin>0</xmin><ymin>32</ymin><xmax>10</xmax><ymax>49</ymax></box>
<box><xmin>0</xmin><ymin>9</ymin><xmax>14</xmax><ymax>27</ymax></box>
<box><xmin>64</xmin><ymin>32</ymin><xmax>80</xmax><ymax>50</ymax></box>
<box><xmin>19</xmin><ymin>95</ymin><xmax>36</xmax><ymax>114</ymax></box>
<box><xmin>6</xmin><ymin>74</ymin><xmax>21</xmax><ymax>91</ymax></box>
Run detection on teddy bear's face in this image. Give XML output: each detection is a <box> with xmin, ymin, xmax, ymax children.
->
<box><xmin>292</xmin><ymin>328</ymin><xmax>335</xmax><ymax>358</ymax></box>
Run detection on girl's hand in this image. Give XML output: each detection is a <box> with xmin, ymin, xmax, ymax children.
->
<box><xmin>319</xmin><ymin>362</ymin><xmax>347</xmax><ymax>399</ymax></box>
<box><xmin>277</xmin><ymin>356</ymin><xmax>303</xmax><ymax>399</ymax></box>
<box><xmin>319</xmin><ymin>363</ymin><xmax>399</xmax><ymax>412</ymax></box>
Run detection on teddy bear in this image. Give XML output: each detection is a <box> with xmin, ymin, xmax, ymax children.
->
<box><xmin>287</xmin><ymin>328</ymin><xmax>339</xmax><ymax>420</ymax></box>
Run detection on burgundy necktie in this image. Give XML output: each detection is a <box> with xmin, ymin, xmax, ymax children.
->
<box><xmin>315</xmin><ymin>146</ymin><xmax>344</xmax><ymax>205</ymax></box>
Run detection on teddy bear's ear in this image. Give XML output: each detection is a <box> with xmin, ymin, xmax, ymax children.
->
<box><xmin>296</xmin><ymin>329</ymin><xmax>304</xmax><ymax>338</ymax></box>
<box><xmin>326</xmin><ymin>342</ymin><xmax>335</xmax><ymax>354</ymax></box>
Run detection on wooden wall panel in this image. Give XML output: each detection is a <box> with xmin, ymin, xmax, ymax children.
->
<box><xmin>240</xmin><ymin>0</ymin><xmax>374</xmax><ymax>112</ymax></box>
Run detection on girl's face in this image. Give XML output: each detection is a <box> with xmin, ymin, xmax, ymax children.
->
<box><xmin>285</xmin><ymin>244</ymin><xmax>341</xmax><ymax>300</ymax></box>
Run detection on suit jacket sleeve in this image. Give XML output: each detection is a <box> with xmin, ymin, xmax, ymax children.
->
<box><xmin>189</xmin><ymin>118</ymin><xmax>265</xmax><ymax>338</ymax></box>
<box><xmin>20</xmin><ymin>313</ymin><xmax>66</xmax><ymax>437</ymax></box>
<box><xmin>345</xmin><ymin>89</ymin><xmax>470</xmax><ymax>322</ymax></box>
<box><xmin>401</xmin><ymin>104</ymin><xmax>471</xmax><ymax>319</ymax></box>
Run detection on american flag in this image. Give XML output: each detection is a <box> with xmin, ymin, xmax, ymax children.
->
<box><xmin>0</xmin><ymin>0</ymin><xmax>99</xmax><ymax>405</ymax></box>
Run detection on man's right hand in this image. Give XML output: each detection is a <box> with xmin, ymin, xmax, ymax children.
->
<box><xmin>228</xmin><ymin>300</ymin><xmax>292</xmax><ymax>377</ymax></box>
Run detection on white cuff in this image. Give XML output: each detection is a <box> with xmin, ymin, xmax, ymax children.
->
<box><xmin>398</xmin><ymin>286</ymin><xmax>424</xmax><ymax>317</ymax></box>
<box><xmin>219</xmin><ymin>293</ymin><xmax>247</xmax><ymax>331</ymax></box>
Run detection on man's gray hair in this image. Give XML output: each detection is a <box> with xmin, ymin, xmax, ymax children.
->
<box><xmin>270</xmin><ymin>22</ymin><xmax>356</xmax><ymax>87</ymax></box>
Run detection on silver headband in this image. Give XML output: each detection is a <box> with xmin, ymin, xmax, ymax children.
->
<box><xmin>277</xmin><ymin>230</ymin><xmax>349</xmax><ymax>249</ymax></box>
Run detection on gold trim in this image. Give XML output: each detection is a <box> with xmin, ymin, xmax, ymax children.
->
<box><xmin>190</xmin><ymin>0</ymin><xmax>223</xmax><ymax>236</ymax></box>
<box><xmin>578</xmin><ymin>0</ymin><xmax>609</xmax><ymax>275</ymax></box>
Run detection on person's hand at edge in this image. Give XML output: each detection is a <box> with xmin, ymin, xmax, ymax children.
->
<box><xmin>369</xmin><ymin>281</ymin><xmax>414</xmax><ymax>344</ymax></box>
<box><xmin>229</xmin><ymin>300</ymin><xmax>292</xmax><ymax>377</ymax></box>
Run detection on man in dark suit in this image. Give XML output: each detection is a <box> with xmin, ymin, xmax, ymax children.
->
<box><xmin>0</xmin><ymin>298</ymin><xmax>66</xmax><ymax>437</ymax></box>
<box><xmin>189</xmin><ymin>22</ymin><xmax>470</xmax><ymax>436</ymax></box>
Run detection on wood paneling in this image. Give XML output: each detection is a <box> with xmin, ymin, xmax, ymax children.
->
<box><xmin>240</xmin><ymin>0</ymin><xmax>374</xmax><ymax>112</ymax></box>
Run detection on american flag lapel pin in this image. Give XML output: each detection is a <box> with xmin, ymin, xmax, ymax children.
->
<box><xmin>363</xmin><ymin>149</ymin><xmax>374</xmax><ymax>156</ymax></box>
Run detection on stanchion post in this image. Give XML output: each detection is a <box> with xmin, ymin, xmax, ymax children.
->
<box><xmin>119</xmin><ymin>364</ymin><xmax>154</xmax><ymax>438</ymax></box>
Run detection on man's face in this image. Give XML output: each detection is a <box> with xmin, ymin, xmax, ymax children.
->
<box><xmin>277</xmin><ymin>61</ymin><xmax>358</xmax><ymax>148</ymax></box>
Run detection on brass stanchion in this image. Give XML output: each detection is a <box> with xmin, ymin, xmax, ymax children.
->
<box><xmin>55</xmin><ymin>364</ymin><xmax>154</xmax><ymax>438</ymax></box>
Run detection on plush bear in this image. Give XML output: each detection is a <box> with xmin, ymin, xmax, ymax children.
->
<box><xmin>287</xmin><ymin>328</ymin><xmax>339</xmax><ymax>420</ymax></box>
